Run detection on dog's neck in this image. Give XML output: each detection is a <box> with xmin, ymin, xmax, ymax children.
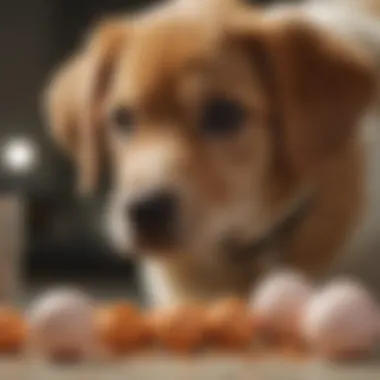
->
<box><xmin>221</xmin><ymin>186</ymin><xmax>317</xmax><ymax>265</ymax></box>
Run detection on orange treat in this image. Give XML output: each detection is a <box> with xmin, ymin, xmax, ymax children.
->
<box><xmin>0</xmin><ymin>307</ymin><xmax>27</xmax><ymax>354</ymax></box>
<box><xmin>96</xmin><ymin>303</ymin><xmax>152</xmax><ymax>355</ymax></box>
<box><xmin>205</xmin><ymin>298</ymin><xmax>256</xmax><ymax>350</ymax></box>
<box><xmin>149</xmin><ymin>305</ymin><xmax>206</xmax><ymax>354</ymax></box>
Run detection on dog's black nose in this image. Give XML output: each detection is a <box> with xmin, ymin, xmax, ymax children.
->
<box><xmin>128</xmin><ymin>191</ymin><xmax>178</xmax><ymax>236</ymax></box>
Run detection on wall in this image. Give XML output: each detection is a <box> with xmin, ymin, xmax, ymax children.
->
<box><xmin>0</xmin><ymin>0</ymin><xmax>52</xmax><ymax>134</ymax></box>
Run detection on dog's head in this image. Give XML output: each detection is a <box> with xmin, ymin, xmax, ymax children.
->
<box><xmin>44</xmin><ymin>0</ymin><xmax>375</xmax><ymax>260</ymax></box>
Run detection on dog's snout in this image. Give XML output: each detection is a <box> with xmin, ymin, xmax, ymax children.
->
<box><xmin>128</xmin><ymin>191</ymin><xmax>178</xmax><ymax>236</ymax></box>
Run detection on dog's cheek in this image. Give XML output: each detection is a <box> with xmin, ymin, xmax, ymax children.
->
<box><xmin>209</xmin><ymin>129</ymin><xmax>273</xmax><ymax>239</ymax></box>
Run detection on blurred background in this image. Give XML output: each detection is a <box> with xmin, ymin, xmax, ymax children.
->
<box><xmin>0</xmin><ymin>0</ymin><xmax>297</xmax><ymax>302</ymax></box>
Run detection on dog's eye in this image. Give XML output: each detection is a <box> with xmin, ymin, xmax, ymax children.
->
<box><xmin>110</xmin><ymin>106</ymin><xmax>134</xmax><ymax>133</ymax></box>
<box><xmin>200</xmin><ymin>98</ymin><xmax>246</xmax><ymax>137</ymax></box>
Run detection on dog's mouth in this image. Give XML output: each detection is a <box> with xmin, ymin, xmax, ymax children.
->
<box><xmin>132</xmin><ymin>217</ymin><xmax>182</xmax><ymax>254</ymax></box>
<box><xmin>135</xmin><ymin>230</ymin><xmax>181</xmax><ymax>253</ymax></box>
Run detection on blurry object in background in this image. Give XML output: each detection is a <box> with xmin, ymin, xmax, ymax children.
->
<box><xmin>301</xmin><ymin>279</ymin><xmax>380</xmax><ymax>360</ymax></box>
<box><xmin>1</xmin><ymin>136</ymin><xmax>39</xmax><ymax>174</ymax></box>
<box><xmin>0</xmin><ymin>195</ymin><xmax>25</xmax><ymax>303</ymax></box>
<box><xmin>250</xmin><ymin>270</ymin><xmax>313</xmax><ymax>340</ymax></box>
<box><xmin>28</xmin><ymin>287</ymin><xmax>96</xmax><ymax>362</ymax></box>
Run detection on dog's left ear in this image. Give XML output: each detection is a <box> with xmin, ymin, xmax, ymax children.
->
<box><xmin>229</xmin><ymin>12</ymin><xmax>376</xmax><ymax>177</ymax></box>
<box><xmin>43</xmin><ymin>17</ymin><xmax>129</xmax><ymax>195</ymax></box>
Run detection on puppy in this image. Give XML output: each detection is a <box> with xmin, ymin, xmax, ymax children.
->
<box><xmin>43</xmin><ymin>0</ymin><xmax>378</xmax><ymax>307</ymax></box>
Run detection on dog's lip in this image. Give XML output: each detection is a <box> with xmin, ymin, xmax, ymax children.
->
<box><xmin>136</xmin><ymin>242</ymin><xmax>181</xmax><ymax>257</ymax></box>
<box><xmin>134</xmin><ymin>230</ymin><xmax>181</xmax><ymax>254</ymax></box>
<box><xmin>131</xmin><ymin>213</ymin><xmax>185</xmax><ymax>254</ymax></box>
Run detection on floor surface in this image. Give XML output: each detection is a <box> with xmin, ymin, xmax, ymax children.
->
<box><xmin>1</xmin><ymin>354</ymin><xmax>380</xmax><ymax>380</ymax></box>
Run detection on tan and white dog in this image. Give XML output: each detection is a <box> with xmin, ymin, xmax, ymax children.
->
<box><xmin>43</xmin><ymin>0</ymin><xmax>380</xmax><ymax>307</ymax></box>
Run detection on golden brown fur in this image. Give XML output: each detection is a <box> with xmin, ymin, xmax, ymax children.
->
<box><xmin>43</xmin><ymin>0</ymin><xmax>376</xmax><ymax>305</ymax></box>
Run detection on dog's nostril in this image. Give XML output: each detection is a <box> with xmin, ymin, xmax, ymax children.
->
<box><xmin>128</xmin><ymin>192</ymin><xmax>178</xmax><ymax>234</ymax></box>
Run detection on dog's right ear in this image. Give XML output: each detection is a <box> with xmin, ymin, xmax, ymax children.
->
<box><xmin>43</xmin><ymin>18</ymin><xmax>130</xmax><ymax>195</ymax></box>
<box><xmin>228</xmin><ymin>11</ymin><xmax>375</xmax><ymax>178</ymax></box>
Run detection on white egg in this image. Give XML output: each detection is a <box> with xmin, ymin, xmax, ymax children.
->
<box><xmin>28</xmin><ymin>287</ymin><xmax>96</xmax><ymax>360</ymax></box>
<box><xmin>250</xmin><ymin>269</ymin><xmax>313</xmax><ymax>336</ymax></box>
<box><xmin>301</xmin><ymin>279</ymin><xmax>380</xmax><ymax>359</ymax></box>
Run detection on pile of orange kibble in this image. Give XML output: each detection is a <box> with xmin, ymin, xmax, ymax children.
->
<box><xmin>0</xmin><ymin>298</ymin><xmax>300</xmax><ymax>362</ymax></box>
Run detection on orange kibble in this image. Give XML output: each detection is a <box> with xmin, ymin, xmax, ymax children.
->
<box><xmin>150</xmin><ymin>305</ymin><xmax>206</xmax><ymax>354</ymax></box>
<box><xmin>96</xmin><ymin>303</ymin><xmax>151</xmax><ymax>355</ymax></box>
<box><xmin>0</xmin><ymin>307</ymin><xmax>27</xmax><ymax>354</ymax></box>
<box><xmin>205</xmin><ymin>298</ymin><xmax>256</xmax><ymax>350</ymax></box>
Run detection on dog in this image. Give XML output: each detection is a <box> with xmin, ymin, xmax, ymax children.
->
<box><xmin>43</xmin><ymin>0</ymin><xmax>380</xmax><ymax>307</ymax></box>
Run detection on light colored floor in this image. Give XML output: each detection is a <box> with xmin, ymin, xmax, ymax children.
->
<box><xmin>1</xmin><ymin>354</ymin><xmax>380</xmax><ymax>379</ymax></box>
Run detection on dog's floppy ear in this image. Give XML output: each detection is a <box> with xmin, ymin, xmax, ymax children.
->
<box><xmin>230</xmin><ymin>12</ymin><xmax>376</xmax><ymax>177</ymax></box>
<box><xmin>43</xmin><ymin>18</ymin><xmax>129</xmax><ymax>195</ymax></box>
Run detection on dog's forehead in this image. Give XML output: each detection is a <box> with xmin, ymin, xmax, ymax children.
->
<box><xmin>133</xmin><ymin>16</ymin><xmax>217</xmax><ymax>71</ymax></box>
<box><xmin>110</xmin><ymin>8</ymin><xmax>224</xmax><ymax>107</ymax></box>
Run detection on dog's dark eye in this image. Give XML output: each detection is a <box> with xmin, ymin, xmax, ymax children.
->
<box><xmin>200</xmin><ymin>98</ymin><xmax>246</xmax><ymax>137</ymax></box>
<box><xmin>110</xmin><ymin>106</ymin><xmax>134</xmax><ymax>134</ymax></box>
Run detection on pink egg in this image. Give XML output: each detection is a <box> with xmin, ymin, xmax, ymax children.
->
<box><xmin>28</xmin><ymin>287</ymin><xmax>96</xmax><ymax>361</ymax></box>
<box><xmin>250</xmin><ymin>269</ymin><xmax>313</xmax><ymax>337</ymax></box>
<box><xmin>301</xmin><ymin>279</ymin><xmax>380</xmax><ymax>359</ymax></box>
